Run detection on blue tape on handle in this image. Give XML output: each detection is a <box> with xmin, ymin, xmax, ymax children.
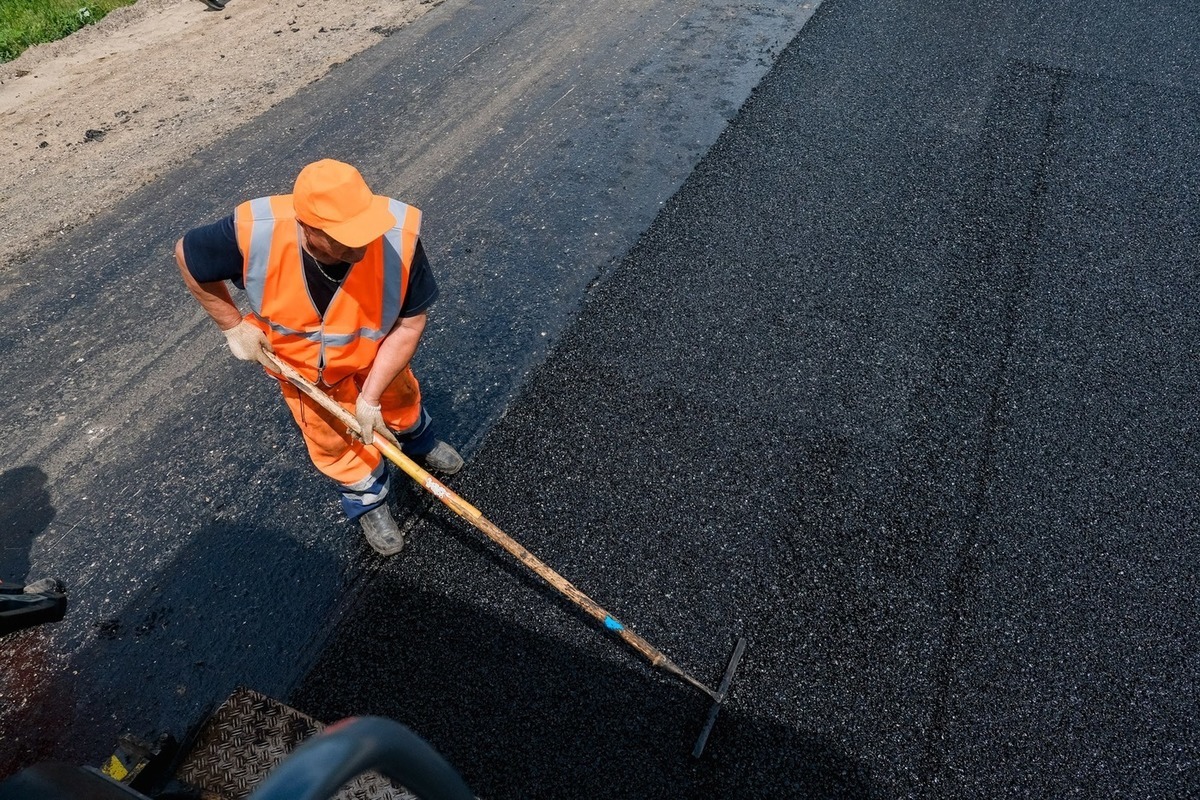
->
<box><xmin>604</xmin><ymin>616</ymin><xmax>624</xmax><ymax>631</ymax></box>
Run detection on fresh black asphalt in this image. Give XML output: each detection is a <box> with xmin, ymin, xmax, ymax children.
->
<box><xmin>293</xmin><ymin>1</ymin><xmax>1200</xmax><ymax>797</ymax></box>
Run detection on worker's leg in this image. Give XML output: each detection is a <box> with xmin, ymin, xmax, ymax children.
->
<box><xmin>370</xmin><ymin>367</ymin><xmax>462</xmax><ymax>473</ymax></box>
<box><xmin>278</xmin><ymin>379</ymin><xmax>391</xmax><ymax>520</ymax></box>
<box><xmin>369</xmin><ymin>366</ymin><xmax>439</xmax><ymax>456</ymax></box>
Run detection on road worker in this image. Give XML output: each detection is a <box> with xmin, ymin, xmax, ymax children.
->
<box><xmin>175</xmin><ymin>159</ymin><xmax>462</xmax><ymax>556</ymax></box>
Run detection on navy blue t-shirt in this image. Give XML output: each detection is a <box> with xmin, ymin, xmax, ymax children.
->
<box><xmin>182</xmin><ymin>214</ymin><xmax>439</xmax><ymax>318</ymax></box>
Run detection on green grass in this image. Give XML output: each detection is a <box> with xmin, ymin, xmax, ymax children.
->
<box><xmin>1</xmin><ymin>0</ymin><xmax>137</xmax><ymax>63</ymax></box>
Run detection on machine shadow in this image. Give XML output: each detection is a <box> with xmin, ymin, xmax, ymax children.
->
<box><xmin>292</xmin><ymin>560</ymin><xmax>875</xmax><ymax>800</ymax></box>
<box><xmin>1</xmin><ymin>516</ymin><xmax>356</xmax><ymax>778</ymax></box>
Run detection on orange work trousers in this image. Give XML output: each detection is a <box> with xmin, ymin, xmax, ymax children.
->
<box><xmin>277</xmin><ymin>366</ymin><xmax>423</xmax><ymax>488</ymax></box>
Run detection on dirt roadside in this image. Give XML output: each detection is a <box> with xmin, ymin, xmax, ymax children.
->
<box><xmin>0</xmin><ymin>0</ymin><xmax>441</xmax><ymax>273</ymax></box>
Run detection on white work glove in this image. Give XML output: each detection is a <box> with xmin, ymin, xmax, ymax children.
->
<box><xmin>354</xmin><ymin>397</ymin><xmax>399</xmax><ymax>447</ymax></box>
<box><xmin>221</xmin><ymin>320</ymin><xmax>274</xmax><ymax>367</ymax></box>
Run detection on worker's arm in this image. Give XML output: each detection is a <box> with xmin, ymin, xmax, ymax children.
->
<box><xmin>175</xmin><ymin>238</ymin><xmax>242</xmax><ymax>330</ymax></box>
<box><xmin>175</xmin><ymin>238</ymin><xmax>273</xmax><ymax>365</ymax></box>
<box><xmin>354</xmin><ymin>312</ymin><xmax>427</xmax><ymax>445</ymax></box>
<box><xmin>359</xmin><ymin>312</ymin><xmax>428</xmax><ymax>405</ymax></box>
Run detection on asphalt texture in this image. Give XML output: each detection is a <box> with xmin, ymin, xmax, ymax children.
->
<box><xmin>293</xmin><ymin>1</ymin><xmax>1200</xmax><ymax>798</ymax></box>
<box><xmin>2</xmin><ymin>0</ymin><xmax>1198</xmax><ymax>797</ymax></box>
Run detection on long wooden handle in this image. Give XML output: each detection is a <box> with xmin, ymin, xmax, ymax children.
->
<box><xmin>263</xmin><ymin>352</ymin><xmax>717</xmax><ymax>700</ymax></box>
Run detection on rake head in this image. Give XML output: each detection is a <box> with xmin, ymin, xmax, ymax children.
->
<box><xmin>692</xmin><ymin>637</ymin><xmax>748</xmax><ymax>758</ymax></box>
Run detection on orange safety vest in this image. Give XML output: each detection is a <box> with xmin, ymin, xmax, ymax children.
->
<box><xmin>232</xmin><ymin>194</ymin><xmax>422</xmax><ymax>386</ymax></box>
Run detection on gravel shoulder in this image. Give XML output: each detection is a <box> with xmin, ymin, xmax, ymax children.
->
<box><xmin>0</xmin><ymin>0</ymin><xmax>441</xmax><ymax>273</ymax></box>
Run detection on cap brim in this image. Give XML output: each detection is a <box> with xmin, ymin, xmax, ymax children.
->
<box><xmin>321</xmin><ymin>195</ymin><xmax>396</xmax><ymax>248</ymax></box>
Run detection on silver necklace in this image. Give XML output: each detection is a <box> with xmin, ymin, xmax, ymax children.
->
<box><xmin>306</xmin><ymin>249</ymin><xmax>345</xmax><ymax>284</ymax></box>
<box><xmin>300</xmin><ymin>229</ymin><xmax>347</xmax><ymax>284</ymax></box>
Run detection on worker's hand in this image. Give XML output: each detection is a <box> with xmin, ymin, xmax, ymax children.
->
<box><xmin>355</xmin><ymin>396</ymin><xmax>397</xmax><ymax>446</ymax></box>
<box><xmin>221</xmin><ymin>320</ymin><xmax>274</xmax><ymax>367</ymax></box>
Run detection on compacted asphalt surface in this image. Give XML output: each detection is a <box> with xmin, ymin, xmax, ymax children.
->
<box><xmin>4</xmin><ymin>0</ymin><xmax>1199</xmax><ymax>798</ymax></box>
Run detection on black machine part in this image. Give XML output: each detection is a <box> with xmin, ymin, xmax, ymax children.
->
<box><xmin>0</xmin><ymin>581</ymin><xmax>67</xmax><ymax>638</ymax></box>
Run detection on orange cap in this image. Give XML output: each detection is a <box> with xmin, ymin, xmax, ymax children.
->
<box><xmin>293</xmin><ymin>159</ymin><xmax>396</xmax><ymax>248</ymax></box>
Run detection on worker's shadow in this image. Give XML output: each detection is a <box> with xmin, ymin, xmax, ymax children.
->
<box><xmin>0</xmin><ymin>465</ymin><xmax>56</xmax><ymax>582</ymax></box>
<box><xmin>293</xmin><ymin>510</ymin><xmax>877</xmax><ymax>800</ymax></box>
<box><xmin>0</xmin><ymin>465</ymin><xmax>61</xmax><ymax>777</ymax></box>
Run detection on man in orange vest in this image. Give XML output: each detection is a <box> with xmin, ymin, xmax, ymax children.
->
<box><xmin>174</xmin><ymin>159</ymin><xmax>462</xmax><ymax>557</ymax></box>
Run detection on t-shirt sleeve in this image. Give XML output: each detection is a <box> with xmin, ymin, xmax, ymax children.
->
<box><xmin>181</xmin><ymin>214</ymin><xmax>244</xmax><ymax>287</ymax></box>
<box><xmin>400</xmin><ymin>238</ymin><xmax>439</xmax><ymax>317</ymax></box>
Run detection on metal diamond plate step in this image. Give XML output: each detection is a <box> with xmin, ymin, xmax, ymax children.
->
<box><xmin>175</xmin><ymin>687</ymin><xmax>417</xmax><ymax>800</ymax></box>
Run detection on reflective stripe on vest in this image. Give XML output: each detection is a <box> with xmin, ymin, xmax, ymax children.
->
<box><xmin>234</xmin><ymin>194</ymin><xmax>420</xmax><ymax>384</ymax></box>
<box><xmin>244</xmin><ymin>196</ymin><xmax>275</xmax><ymax>315</ymax></box>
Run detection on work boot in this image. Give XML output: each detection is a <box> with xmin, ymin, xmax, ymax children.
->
<box><xmin>23</xmin><ymin>578</ymin><xmax>64</xmax><ymax>595</ymax></box>
<box><xmin>359</xmin><ymin>504</ymin><xmax>404</xmax><ymax>556</ymax></box>
<box><xmin>413</xmin><ymin>440</ymin><xmax>463</xmax><ymax>475</ymax></box>
<box><xmin>201</xmin><ymin>0</ymin><xmax>226</xmax><ymax>9</ymax></box>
